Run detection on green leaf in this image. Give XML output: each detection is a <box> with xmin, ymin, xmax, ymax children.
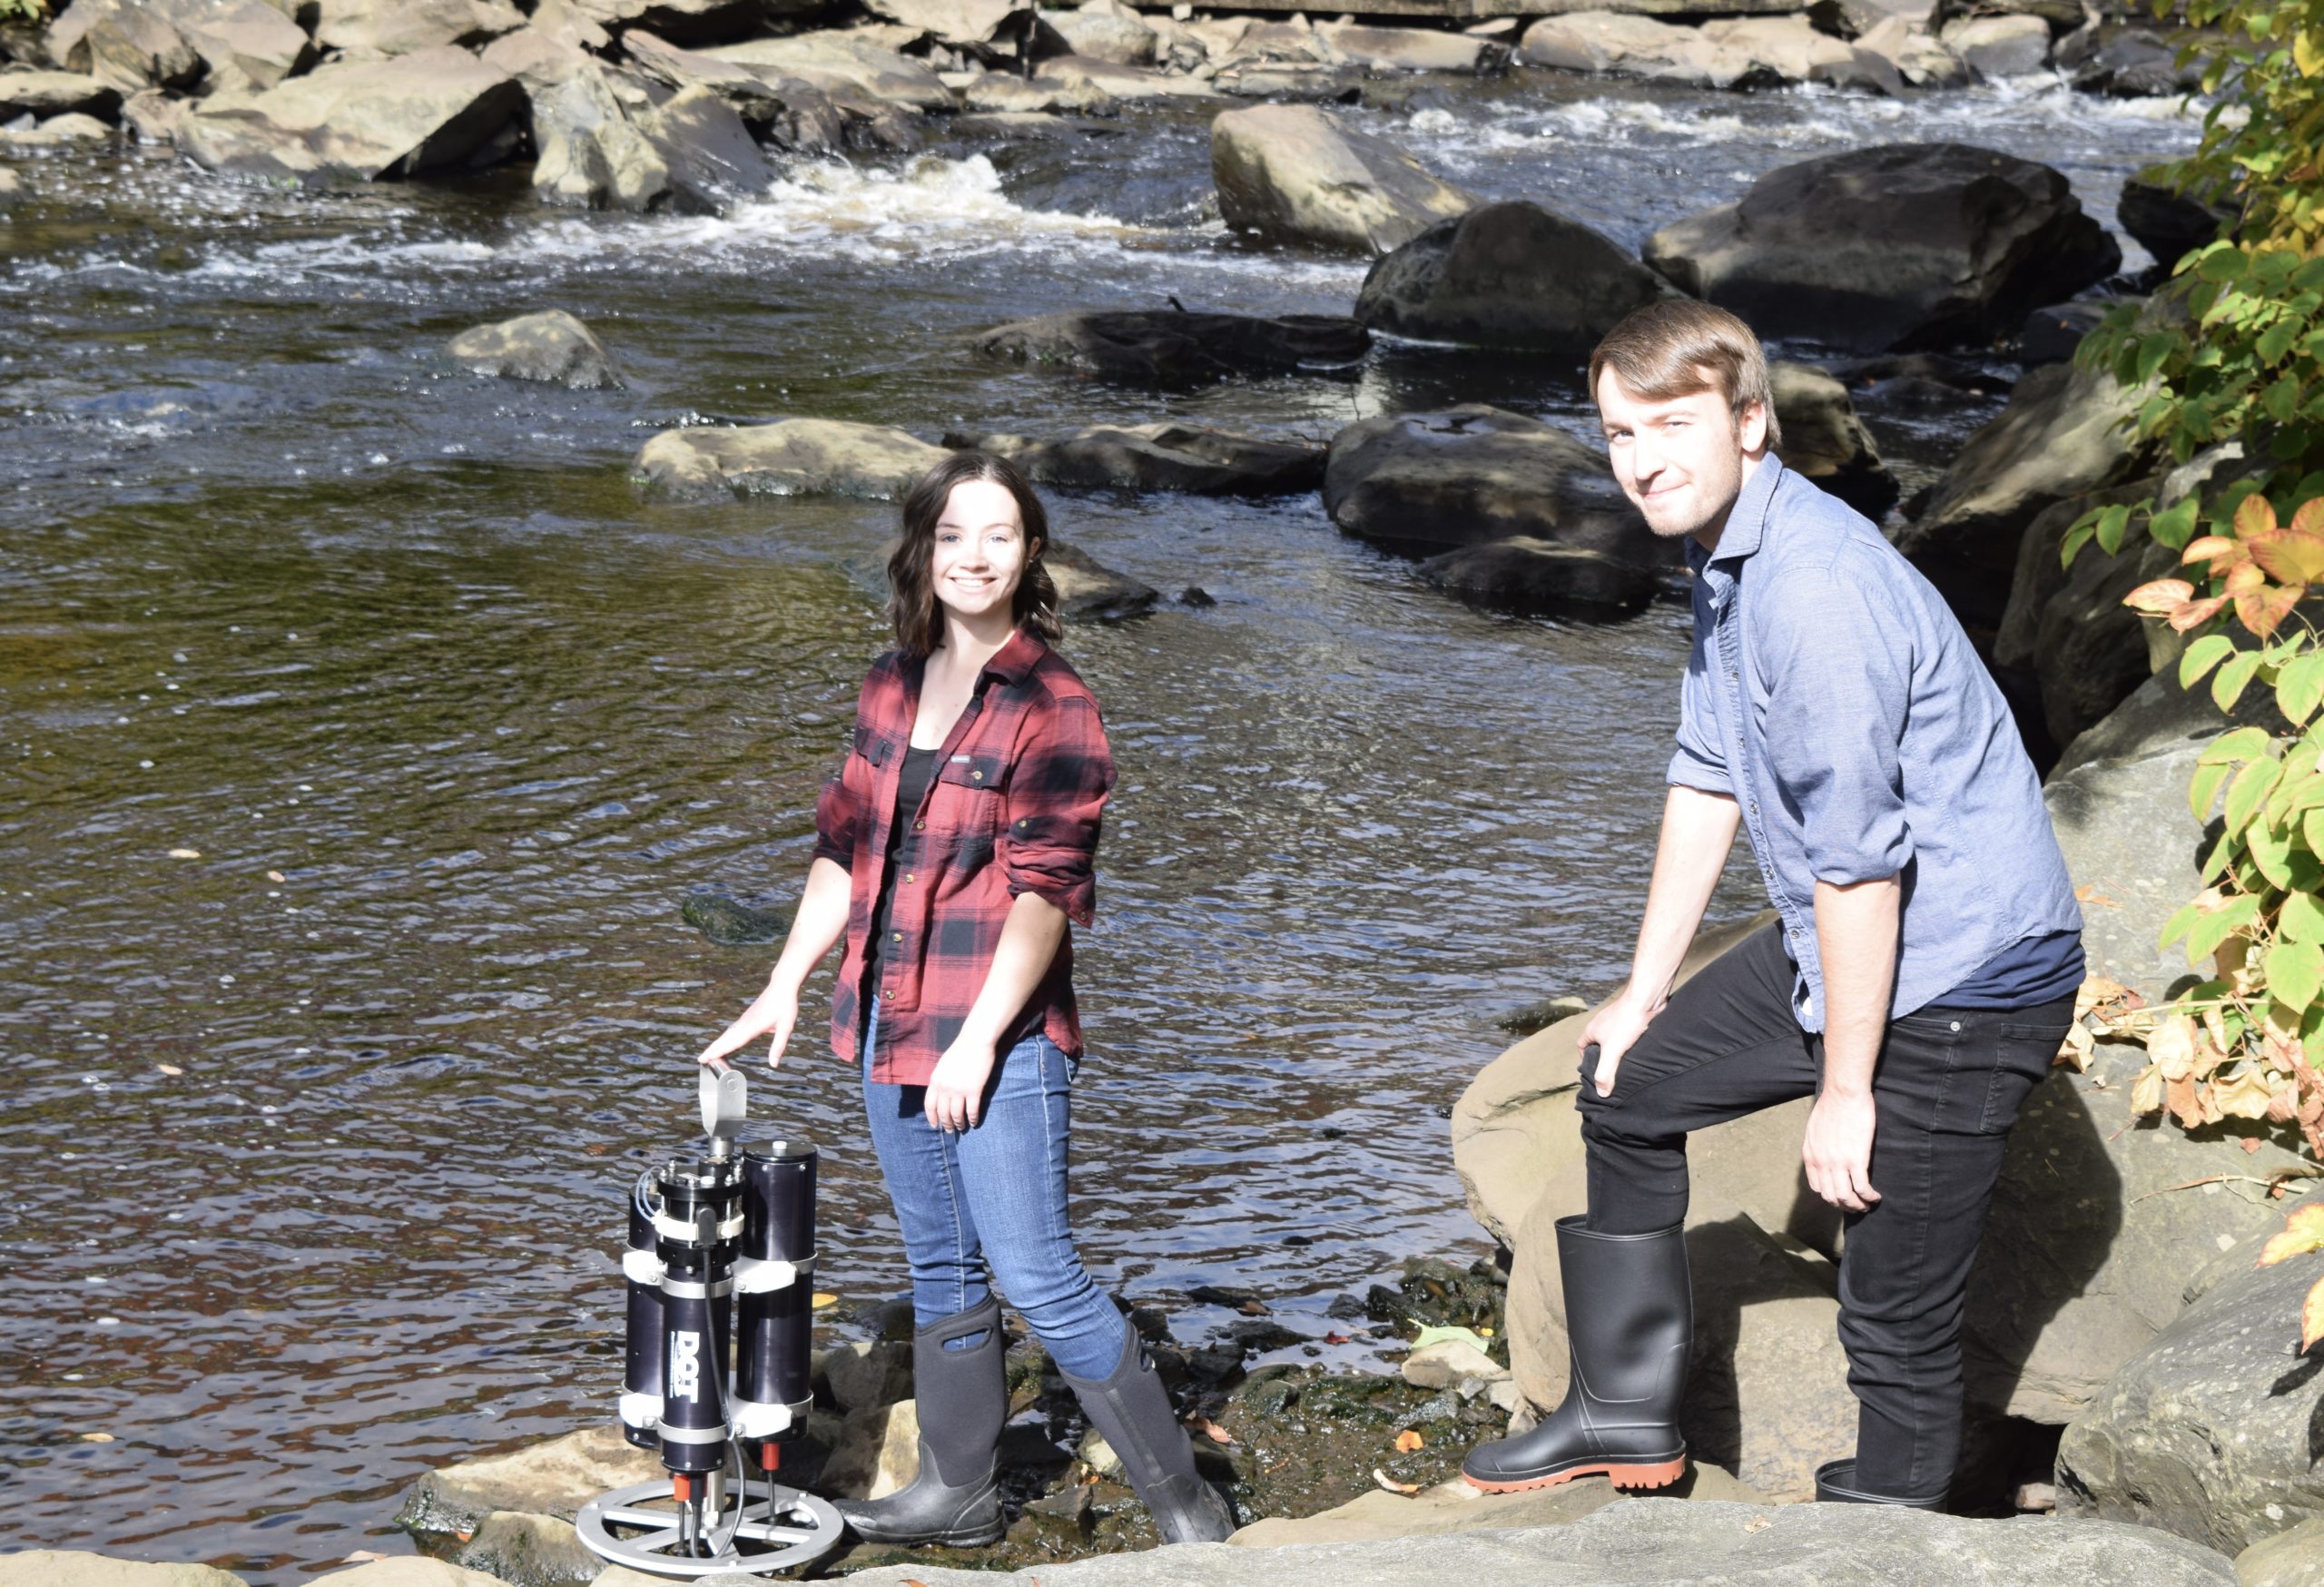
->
<box><xmin>2306</xmin><ymin>804</ymin><xmax>2324</xmax><ymax>860</ymax></box>
<box><xmin>2258</xmin><ymin>318</ymin><xmax>2301</xmax><ymax>365</ymax></box>
<box><xmin>2225</xmin><ymin>756</ymin><xmax>2282</xmax><ymax>833</ymax></box>
<box><xmin>2280</xmin><ymin>890</ymin><xmax>2324</xmax><ymax>945</ymax></box>
<box><xmin>2216</xmin><ymin>647</ymin><xmax>2267</xmax><ymax>710</ymax></box>
<box><xmin>2280</xmin><ymin>652</ymin><xmax>2324</xmax><ymax>724</ymax></box>
<box><xmin>2192</xmin><ymin>757</ymin><xmax>2235</xmax><ymax>820</ymax></box>
<box><xmin>2152</xmin><ymin>494</ymin><xmax>2204</xmax><ymax>549</ymax></box>
<box><xmin>2198</xmin><ymin>244</ymin><xmax>2247</xmax><ymax>283</ymax></box>
<box><xmin>2199</xmin><ymin>724</ymin><xmax>2276</xmax><ymax>764</ymax></box>
<box><xmin>2182</xmin><ymin>633</ymin><xmax>2240</xmax><ymax>686</ymax></box>
<box><xmin>2266</xmin><ymin>375</ymin><xmax>2304</xmax><ymax>423</ymax></box>
<box><xmin>2268</xmin><ymin>940</ymin><xmax>2324</xmax><ymax>1011</ymax></box>
<box><xmin>2095</xmin><ymin>502</ymin><xmax>2134</xmax><ymax>557</ymax></box>
<box><xmin>2061</xmin><ymin>517</ymin><xmax>2100</xmax><ymax>568</ymax></box>
<box><xmin>2161</xmin><ymin>898</ymin><xmax>2205</xmax><ymax>950</ymax></box>
<box><xmin>2187</xmin><ymin>893</ymin><xmax>2264</xmax><ymax>961</ymax></box>
<box><xmin>2250</xmin><ymin>819</ymin><xmax>2297</xmax><ymax>887</ymax></box>
<box><xmin>2138</xmin><ymin>330</ymin><xmax>2186</xmax><ymax>382</ymax></box>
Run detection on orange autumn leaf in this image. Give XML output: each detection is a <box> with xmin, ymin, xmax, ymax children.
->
<box><xmin>1187</xmin><ymin>1415</ymin><xmax>1238</xmax><ymax>1446</ymax></box>
<box><xmin>2246</xmin><ymin>527</ymin><xmax>2324</xmax><ymax>586</ymax></box>
<box><xmin>2237</xmin><ymin>493</ymin><xmax>2280</xmax><ymax>540</ymax></box>
<box><xmin>2259</xmin><ymin>1204</ymin><xmax>2324</xmax><ymax>1267</ymax></box>
<box><xmin>1393</xmin><ymin>1428</ymin><xmax>1424</xmax><ymax>1453</ymax></box>
<box><xmin>2171</xmin><ymin>595</ymin><xmax>2233</xmax><ymax>632</ymax></box>
<box><xmin>2295</xmin><ymin>499</ymin><xmax>2324</xmax><ymax>537</ymax></box>
<box><xmin>2125</xmin><ymin>577</ymin><xmax>2196</xmax><ymax>615</ymax></box>
<box><xmin>2182</xmin><ymin>534</ymin><xmax>2244</xmax><ymax>573</ymax></box>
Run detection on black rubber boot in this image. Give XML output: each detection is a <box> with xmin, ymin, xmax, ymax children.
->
<box><xmin>1460</xmin><ymin>1217</ymin><xmax>1690</xmax><ymax>1493</ymax></box>
<box><xmin>832</xmin><ymin>1296</ymin><xmax>1007</xmax><ymax>1546</ymax></box>
<box><xmin>1815</xmin><ymin>1458</ymin><xmax>1947</xmax><ymax>1509</ymax></box>
<box><xmin>1061</xmin><ymin>1326</ymin><xmax>1236</xmax><ymax>1544</ymax></box>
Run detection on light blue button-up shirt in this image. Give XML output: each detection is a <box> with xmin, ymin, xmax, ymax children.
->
<box><xmin>1669</xmin><ymin>456</ymin><xmax>2082</xmax><ymax>1031</ymax></box>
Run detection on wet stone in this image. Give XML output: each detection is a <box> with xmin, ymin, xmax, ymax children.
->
<box><xmin>1364</xmin><ymin>1255</ymin><xmax>1507</xmax><ymax>1336</ymax></box>
<box><xmin>680</xmin><ymin>887</ymin><xmax>790</xmax><ymax>945</ymax></box>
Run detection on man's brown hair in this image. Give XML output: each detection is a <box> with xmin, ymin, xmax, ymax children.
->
<box><xmin>1587</xmin><ymin>300</ymin><xmax>1782</xmax><ymax>449</ymax></box>
<box><xmin>888</xmin><ymin>450</ymin><xmax>1062</xmax><ymax>657</ymax></box>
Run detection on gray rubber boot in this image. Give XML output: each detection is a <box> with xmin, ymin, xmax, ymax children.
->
<box><xmin>1060</xmin><ymin>1326</ymin><xmax>1236</xmax><ymax>1544</ymax></box>
<box><xmin>832</xmin><ymin>1296</ymin><xmax>1007</xmax><ymax>1545</ymax></box>
<box><xmin>1815</xmin><ymin>1458</ymin><xmax>1947</xmax><ymax>1509</ymax></box>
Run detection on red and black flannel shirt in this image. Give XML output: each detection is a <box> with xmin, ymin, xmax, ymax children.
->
<box><xmin>812</xmin><ymin>626</ymin><xmax>1116</xmax><ymax>1086</ymax></box>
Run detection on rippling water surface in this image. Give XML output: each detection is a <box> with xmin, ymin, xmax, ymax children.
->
<box><xmin>0</xmin><ymin>66</ymin><xmax>2193</xmax><ymax>1580</ymax></box>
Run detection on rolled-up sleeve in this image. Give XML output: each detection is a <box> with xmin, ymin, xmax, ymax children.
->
<box><xmin>1667</xmin><ymin>626</ymin><xmax>1732</xmax><ymax>795</ymax></box>
<box><xmin>1000</xmin><ymin>695</ymin><xmax>1115</xmax><ymax>926</ymax></box>
<box><xmin>811</xmin><ymin>731</ymin><xmax>862</xmax><ymax>871</ymax></box>
<box><xmin>1760</xmin><ymin>558</ymin><xmax>1913</xmax><ymax>884</ymax></box>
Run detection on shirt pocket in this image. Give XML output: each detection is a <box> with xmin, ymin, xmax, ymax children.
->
<box><xmin>925</xmin><ymin>751</ymin><xmax>1007</xmax><ymax>837</ymax></box>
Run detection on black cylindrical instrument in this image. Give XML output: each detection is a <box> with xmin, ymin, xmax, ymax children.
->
<box><xmin>620</xmin><ymin>1174</ymin><xmax>666</xmax><ymax>1452</ymax></box>
<box><xmin>734</xmin><ymin>1139</ymin><xmax>818</xmax><ymax>1466</ymax></box>
<box><xmin>654</xmin><ymin>1158</ymin><xmax>742</xmax><ymax>1477</ymax></box>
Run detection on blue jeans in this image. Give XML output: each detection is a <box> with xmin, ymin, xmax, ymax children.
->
<box><xmin>861</xmin><ymin>1000</ymin><xmax>1129</xmax><ymax>1380</ymax></box>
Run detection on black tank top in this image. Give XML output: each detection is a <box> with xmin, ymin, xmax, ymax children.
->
<box><xmin>862</xmin><ymin>744</ymin><xmax>940</xmax><ymax>991</ymax></box>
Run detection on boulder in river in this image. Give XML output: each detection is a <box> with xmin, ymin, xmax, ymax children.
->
<box><xmin>1702</xmin><ymin>15</ymin><xmax>1902</xmax><ymax>91</ymax></box>
<box><xmin>1417</xmin><ymin>538</ymin><xmax>1661</xmax><ymax>617</ymax></box>
<box><xmin>175</xmin><ymin>47</ymin><xmax>524</xmax><ymax>186</ymax></box>
<box><xmin>944</xmin><ymin>423</ymin><xmax>1326</xmax><ymax>495</ymax></box>
<box><xmin>1316</xmin><ymin>21</ymin><xmax>1510</xmax><ymax>74</ymax></box>
<box><xmin>311</xmin><ymin>0</ymin><xmax>528</xmax><ymax>57</ymax></box>
<box><xmin>632</xmin><ymin>417</ymin><xmax>948</xmax><ymax>499</ymax></box>
<box><xmin>452</xmin><ymin>1508</ymin><xmax>603</xmax><ymax>1587</ymax></box>
<box><xmin>447</xmin><ymin>310</ymin><xmax>625</xmax><ymax>390</ymax></box>
<box><xmin>1941</xmin><ymin>13</ymin><xmax>2051</xmax><ymax>78</ymax></box>
<box><xmin>962</xmin><ymin>68</ymin><xmax>1118</xmax><ymax>115</ymax></box>
<box><xmin>1896</xmin><ymin>356</ymin><xmax>2150</xmax><ymax>632</ymax></box>
<box><xmin>1354</xmin><ymin>200</ymin><xmax>1679</xmax><ymax>359</ymax></box>
<box><xmin>1324</xmin><ymin>405</ymin><xmax>1656</xmax><ymax>564</ymax></box>
<box><xmin>568</xmin><ymin>0</ymin><xmax>827</xmax><ymax>45</ymax></box>
<box><xmin>1991</xmin><ymin>478</ymin><xmax>2166</xmax><ymax>752</ymax></box>
<box><xmin>1516</xmin><ymin>13</ymin><xmax>1764</xmax><ymax>88</ymax></box>
<box><xmin>1642</xmin><ymin>143</ymin><xmax>2122</xmax><ymax>353</ymax></box>
<box><xmin>1039</xmin><ymin>1</ymin><xmax>1157</xmax><ymax>65</ymax></box>
<box><xmin>1854</xmin><ymin>16</ymin><xmax>1968</xmax><ymax>86</ymax></box>
<box><xmin>973</xmin><ymin>308</ymin><xmax>1370</xmax><ymax>385</ymax></box>
<box><xmin>57</xmin><ymin>5</ymin><xmax>202</xmax><ymax>94</ymax></box>
<box><xmin>702</xmin><ymin>34</ymin><xmax>950</xmax><ymax>111</ymax></box>
<box><xmin>397</xmin><ymin>1424</ymin><xmax>659</xmax><ymax>1533</ymax></box>
<box><xmin>0</xmin><ymin>66</ymin><xmax>120</xmax><ymax>121</ymax></box>
<box><xmin>529</xmin><ymin>62</ymin><xmax>672</xmax><ymax>210</ymax></box>
<box><xmin>2120</xmin><ymin>164</ymin><xmax>2238</xmax><ymax>275</ymax></box>
<box><xmin>622</xmin><ymin>30</ymin><xmax>857</xmax><ymax>151</ymax></box>
<box><xmin>2056</xmin><ymin>1188</ymin><xmax>2324</xmax><ymax>1554</ymax></box>
<box><xmin>139</xmin><ymin>0</ymin><xmax>316</xmax><ymax>93</ymax></box>
<box><xmin>1211</xmin><ymin>104</ymin><xmax>1477</xmax><ymax>256</ymax></box>
<box><xmin>1048</xmin><ymin>540</ymin><xmax>1158</xmax><ymax>621</ymax></box>
<box><xmin>863</xmin><ymin>0</ymin><xmax>1038</xmax><ymax>57</ymax></box>
<box><xmin>2234</xmin><ymin>1519</ymin><xmax>2324</xmax><ymax>1587</ymax></box>
<box><xmin>1768</xmin><ymin>361</ymin><xmax>1897</xmax><ymax>520</ymax></box>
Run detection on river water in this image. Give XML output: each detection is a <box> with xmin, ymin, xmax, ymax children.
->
<box><xmin>0</xmin><ymin>64</ymin><xmax>2193</xmax><ymax>1580</ymax></box>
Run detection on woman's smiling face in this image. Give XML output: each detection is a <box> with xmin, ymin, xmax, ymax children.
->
<box><xmin>931</xmin><ymin>477</ymin><xmax>1033</xmax><ymax>626</ymax></box>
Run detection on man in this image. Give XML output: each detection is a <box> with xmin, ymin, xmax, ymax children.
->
<box><xmin>1461</xmin><ymin>301</ymin><xmax>2083</xmax><ymax>1507</ymax></box>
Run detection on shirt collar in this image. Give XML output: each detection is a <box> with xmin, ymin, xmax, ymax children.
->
<box><xmin>980</xmin><ymin>625</ymin><xmax>1044</xmax><ymax>686</ymax></box>
<box><xmin>1689</xmin><ymin>452</ymin><xmax>1785</xmax><ymax>571</ymax></box>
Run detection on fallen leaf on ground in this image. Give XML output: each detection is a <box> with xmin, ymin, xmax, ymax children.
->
<box><xmin>1324</xmin><ymin>1332</ymin><xmax>1350</xmax><ymax>1346</ymax></box>
<box><xmin>1744</xmin><ymin>1515</ymin><xmax>1771</xmax><ymax>1533</ymax></box>
<box><xmin>453</xmin><ymin>1530</ymin><xmax>473</xmax><ymax>1543</ymax></box>
<box><xmin>812</xmin><ymin>1293</ymin><xmax>838</xmax><ymax>1307</ymax></box>
<box><xmin>1187</xmin><ymin>1415</ymin><xmax>1236</xmax><ymax>1445</ymax></box>
<box><xmin>1373</xmin><ymin>1467</ymin><xmax>1421</xmax><ymax>1495</ymax></box>
<box><xmin>79</xmin><ymin>1432</ymin><xmax>113</xmax><ymax>1443</ymax></box>
<box><xmin>1478</xmin><ymin>1326</ymin><xmax>1495</xmax><ymax>1337</ymax></box>
<box><xmin>156</xmin><ymin>1064</ymin><xmax>182</xmax><ymax>1077</ymax></box>
<box><xmin>168</xmin><ymin>848</ymin><xmax>201</xmax><ymax>860</ymax></box>
<box><xmin>343</xmin><ymin>1552</ymin><xmax>388</xmax><ymax>1564</ymax></box>
<box><xmin>267</xmin><ymin>871</ymin><xmax>287</xmax><ymax>883</ymax></box>
<box><xmin>1393</xmin><ymin>1429</ymin><xmax>1424</xmax><ymax>1453</ymax></box>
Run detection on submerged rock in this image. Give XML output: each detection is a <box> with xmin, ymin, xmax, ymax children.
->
<box><xmin>632</xmin><ymin>418</ymin><xmax>947</xmax><ymax>499</ymax></box>
<box><xmin>1418</xmin><ymin>539</ymin><xmax>1661</xmax><ymax>618</ymax></box>
<box><xmin>681</xmin><ymin>887</ymin><xmax>790</xmax><ymax>944</ymax></box>
<box><xmin>1324</xmin><ymin>406</ymin><xmax>1655</xmax><ymax>564</ymax></box>
<box><xmin>1211</xmin><ymin>104</ymin><xmax>1476</xmax><ymax>256</ymax></box>
<box><xmin>945</xmin><ymin>424</ymin><xmax>1325</xmax><ymax>496</ymax></box>
<box><xmin>1354</xmin><ymin>200</ymin><xmax>1678</xmax><ymax>358</ymax></box>
<box><xmin>2057</xmin><ymin>1189</ymin><xmax>2324</xmax><ymax>1554</ymax></box>
<box><xmin>176</xmin><ymin>47</ymin><xmax>523</xmax><ymax>186</ymax></box>
<box><xmin>447</xmin><ymin>310</ymin><xmax>624</xmax><ymax>389</ymax></box>
<box><xmin>1643</xmin><ymin>143</ymin><xmax>2122</xmax><ymax>353</ymax></box>
<box><xmin>974</xmin><ymin>309</ymin><xmax>1370</xmax><ymax>385</ymax></box>
<box><xmin>1048</xmin><ymin>541</ymin><xmax>1158</xmax><ymax>621</ymax></box>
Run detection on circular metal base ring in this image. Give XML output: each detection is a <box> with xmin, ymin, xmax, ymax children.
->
<box><xmin>576</xmin><ymin>1479</ymin><xmax>844</xmax><ymax>1578</ymax></box>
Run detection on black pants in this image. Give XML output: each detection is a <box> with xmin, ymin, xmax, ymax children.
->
<box><xmin>1575</xmin><ymin>923</ymin><xmax>2072</xmax><ymax>1500</ymax></box>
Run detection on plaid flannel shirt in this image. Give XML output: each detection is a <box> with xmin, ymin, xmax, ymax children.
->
<box><xmin>812</xmin><ymin>626</ymin><xmax>1116</xmax><ymax>1085</ymax></box>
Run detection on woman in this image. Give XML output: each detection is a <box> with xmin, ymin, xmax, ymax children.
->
<box><xmin>697</xmin><ymin>452</ymin><xmax>1234</xmax><ymax>1549</ymax></box>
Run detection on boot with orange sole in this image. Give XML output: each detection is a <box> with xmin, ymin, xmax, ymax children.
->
<box><xmin>1460</xmin><ymin>1217</ymin><xmax>1690</xmax><ymax>1493</ymax></box>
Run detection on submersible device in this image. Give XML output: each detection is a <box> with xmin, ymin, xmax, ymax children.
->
<box><xmin>573</xmin><ymin>1064</ymin><xmax>845</xmax><ymax>1576</ymax></box>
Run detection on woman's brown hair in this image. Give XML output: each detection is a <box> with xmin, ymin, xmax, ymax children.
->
<box><xmin>887</xmin><ymin>451</ymin><xmax>1062</xmax><ymax>656</ymax></box>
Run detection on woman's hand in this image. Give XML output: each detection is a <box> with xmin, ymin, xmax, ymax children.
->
<box><xmin>923</xmin><ymin>1033</ymin><xmax>1000</xmax><ymax>1132</ymax></box>
<box><xmin>698</xmin><ymin>977</ymin><xmax>801</xmax><ymax>1072</ymax></box>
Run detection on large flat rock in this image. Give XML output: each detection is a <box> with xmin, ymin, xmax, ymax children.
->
<box><xmin>841</xmin><ymin>1497</ymin><xmax>2236</xmax><ymax>1584</ymax></box>
<box><xmin>176</xmin><ymin>46</ymin><xmax>523</xmax><ymax>185</ymax></box>
<box><xmin>631</xmin><ymin>418</ymin><xmax>948</xmax><ymax>499</ymax></box>
<box><xmin>0</xmin><ymin>1554</ymin><xmax>250</xmax><ymax>1587</ymax></box>
<box><xmin>1211</xmin><ymin>103</ymin><xmax>1476</xmax><ymax>255</ymax></box>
